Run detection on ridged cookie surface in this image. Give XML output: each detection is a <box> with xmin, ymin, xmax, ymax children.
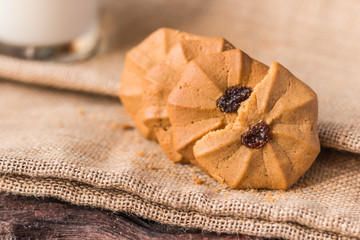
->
<box><xmin>142</xmin><ymin>38</ymin><xmax>235</xmax><ymax>162</ymax></box>
<box><xmin>119</xmin><ymin>28</ymin><xmax>204</xmax><ymax>140</ymax></box>
<box><xmin>168</xmin><ymin>55</ymin><xmax>320</xmax><ymax>189</ymax></box>
<box><xmin>167</xmin><ymin>49</ymin><xmax>269</xmax><ymax>162</ymax></box>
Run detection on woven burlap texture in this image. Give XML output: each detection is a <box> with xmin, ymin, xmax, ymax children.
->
<box><xmin>0</xmin><ymin>0</ymin><xmax>359</xmax><ymax>239</ymax></box>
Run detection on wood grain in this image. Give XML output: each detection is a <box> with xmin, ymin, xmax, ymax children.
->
<box><xmin>0</xmin><ymin>193</ymin><xmax>268</xmax><ymax>240</ymax></box>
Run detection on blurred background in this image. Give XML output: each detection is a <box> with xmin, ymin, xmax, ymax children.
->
<box><xmin>0</xmin><ymin>0</ymin><xmax>359</xmax><ymax>123</ymax></box>
<box><xmin>99</xmin><ymin>0</ymin><xmax>360</xmax><ymax>123</ymax></box>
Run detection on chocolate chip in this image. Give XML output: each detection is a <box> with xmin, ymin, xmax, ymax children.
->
<box><xmin>241</xmin><ymin>121</ymin><xmax>270</xmax><ymax>149</ymax></box>
<box><xmin>217</xmin><ymin>86</ymin><xmax>252</xmax><ymax>113</ymax></box>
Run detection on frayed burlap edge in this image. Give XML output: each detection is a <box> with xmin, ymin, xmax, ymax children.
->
<box><xmin>0</xmin><ymin>174</ymin><xmax>355</xmax><ymax>240</ymax></box>
<box><xmin>0</xmin><ymin>157</ymin><xmax>359</xmax><ymax>239</ymax></box>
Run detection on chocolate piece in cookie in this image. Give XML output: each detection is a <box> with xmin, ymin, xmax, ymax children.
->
<box><xmin>217</xmin><ymin>85</ymin><xmax>252</xmax><ymax>113</ymax></box>
<box><xmin>241</xmin><ymin>121</ymin><xmax>270</xmax><ymax>149</ymax></box>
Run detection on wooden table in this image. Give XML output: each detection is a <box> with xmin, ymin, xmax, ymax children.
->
<box><xmin>0</xmin><ymin>193</ymin><xmax>268</xmax><ymax>239</ymax></box>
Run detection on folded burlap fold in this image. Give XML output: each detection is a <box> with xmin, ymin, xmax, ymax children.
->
<box><xmin>0</xmin><ymin>0</ymin><xmax>359</xmax><ymax>239</ymax></box>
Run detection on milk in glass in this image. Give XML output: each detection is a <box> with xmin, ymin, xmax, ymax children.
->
<box><xmin>0</xmin><ymin>0</ymin><xmax>98</xmax><ymax>60</ymax></box>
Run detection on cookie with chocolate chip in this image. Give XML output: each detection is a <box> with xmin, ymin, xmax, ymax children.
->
<box><xmin>167</xmin><ymin>49</ymin><xmax>269</xmax><ymax>161</ymax></box>
<box><xmin>168</xmin><ymin>53</ymin><xmax>320</xmax><ymax>189</ymax></box>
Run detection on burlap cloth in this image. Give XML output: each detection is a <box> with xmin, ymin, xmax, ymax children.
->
<box><xmin>0</xmin><ymin>0</ymin><xmax>359</xmax><ymax>239</ymax></box>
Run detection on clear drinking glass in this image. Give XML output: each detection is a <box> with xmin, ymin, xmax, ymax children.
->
<box><xmin>0</xmin><ymin>0</ymin><xmax>99</xmax><ymax>62</ymax></box>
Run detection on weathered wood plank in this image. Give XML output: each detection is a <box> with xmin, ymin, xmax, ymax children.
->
<box><xmin>0</xmin><ymin>194</ymin><xmax>268</xmax><ymax>239</ymax></box>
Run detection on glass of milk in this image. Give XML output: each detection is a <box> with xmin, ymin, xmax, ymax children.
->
<box><xmin>0</xmin><ymin>0</ymin><xmax>99</xmax><ymax>61</ymax></box>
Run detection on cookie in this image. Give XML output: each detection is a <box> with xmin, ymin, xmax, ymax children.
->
<box><xmin>169</xmin><ymin>59</ymin><xmax>320</xmax><ymax>189</ymax></box>
<box><xmin>142</xmin><ymin>38</ymin><xmax>235</xmax><ymax>163</ymax></box>
<box><xmin>119</xmin><ymin>28</ymin><xmax>203</xmax><ymax>140</ymax></box>
<box><xmin>167</xmin><ymin>49</ymin><xmax>269</xmax><ymax>161</ymax></box>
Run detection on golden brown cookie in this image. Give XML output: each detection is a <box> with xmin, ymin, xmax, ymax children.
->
<box><xmin>119</xmin><ymin>28</ymin><xmax>203</xmax><ymax>140</ymax></box>
<box><xmin>167</xmin><ymin>49</ymin><xmax>269</xmax><ymax>161</ymax></box>
<box><xmin>142</xmin><ymin>38</ymin><xmax>235</xmax><ymax>163</ymax></box>
<box><xmin>169</xmin><ymin>60</ymin><xmax>320</xmax><ymax>189</ymax></box>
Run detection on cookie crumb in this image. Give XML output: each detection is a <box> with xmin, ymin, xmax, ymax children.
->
<box><xmin>109</xmin><ymin>122</ymin><xmax>118</xmax><ymax>130</ymax></box>
<box><xmin>266</xmin><ymin>197</ymin><xmax>275</xmax><ymax>202</ymax></box>
<box><xmin>193</xmin><ymin>176</ymin><xmax>203</xmax><ymax>185</ymax></box>
<box><xmin>77</xmin><ymin>109</ymin><xmax>84</xmax><ymax>115</ymax></box>
<box><xmin>157</xmin><ymin>147</ymin><xmax>163</xmax><ymax>152</ymax></box>
<box><xmin>119</xmin><ymin>124</ymin><xmax>134</xmax><ymax>130</ymax></box>
<box><xmin>137</xmin><ymin>151</ymin><xmax>146</xmax><ymax>157</ymax></box>
<box><xmin>147</xmin><ymin>164</ymin><xmax>153</xmax><ymax>170</ymax></box>
<box><xmin>147</xmin><ymin>152</ymin><xmax>155</xmax><ymax>162</ymax></box>
<box><xmin>213</xmin><ymin>187</ymin><xmax>221</xmax><ymax>193</ymax></box>
<box><xmin>266</xmin><ymin>192</ymin><xmax>272</xmax><ymax>196</ymax></box>
<box><xmin>190</xmin><ymin>168</ymin><xmax>196</xmax><ymax>174</ymax></box>
<box><xmin>133</xmin><ymin>136</ymin><xmax>141</xmax><ymax>144</ymax></box>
